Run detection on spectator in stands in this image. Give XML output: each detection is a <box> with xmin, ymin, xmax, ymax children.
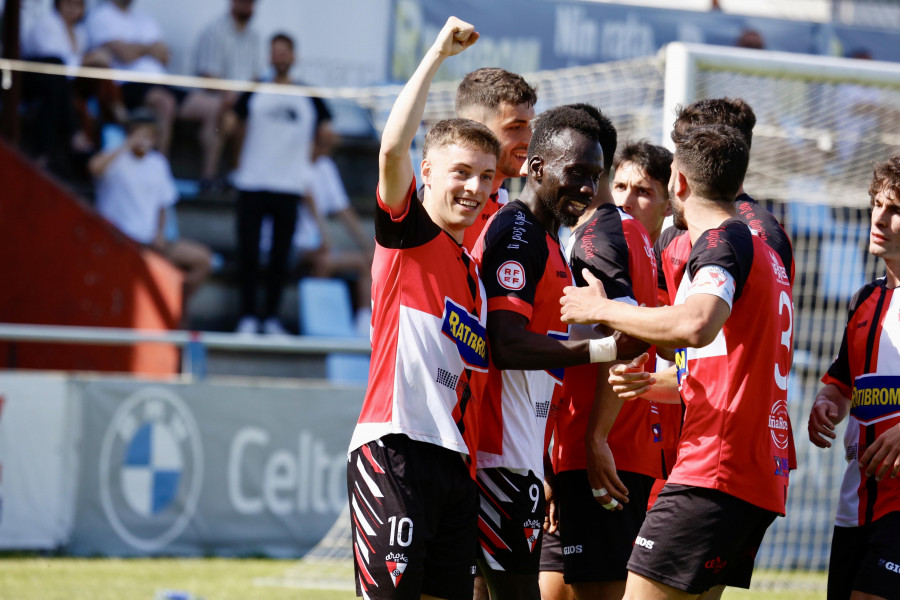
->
<box><xmin>231</xmin><ymin>33</ymin><xmax>331</xmax><ymax>336</ymax></box>
<box><xmin>85</xmin><ymin>0</ymin><xmax>224</xmax><ymax>179</ymax></box>
<box><xmin>89</xmin><ymin>109</ymin><xmax>213</xmax><ymax>312</ymax></box>
<box><xmin>292</xmin><ymin>123</ymin><xmax>373</xmax><ymax>334</ymax></box>
<box><xmin>735</xmin><ymin>28</ymin><xmax>765</xmax><ymax>50</ymax></box>
<box><xmin>193</xmin><ymin>0</ymin><xmax>262</xmax><ymax>191</ymax></box>
<box><xmin>20</xmin><ymin>0</ymin><xmax>111</xmax><ymax>177</ymax></box>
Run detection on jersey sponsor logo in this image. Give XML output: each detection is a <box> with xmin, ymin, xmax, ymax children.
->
<box><xmin>545</xmin><ymin>330</ymin><xmax>569</xmax><ymax>382</ymax></box>
<box><xmin>99</xmin><ymin>387</ymin><xmax>204</xmax><ymax>551</ymax></box>
<box><xmin>774</xmin><ymin>455</ymin><xmax>790</xmax><ymax>477</ymax></box>
<box><xmin>635</xmin><ymin>536</ymin><xmax>655</xmax><ymax>549</ymax></box>
<box><xmin>497</xmin><ymin>260</ymin><xmax>526</xmax><ymax>290</ymax></box>
<box><xmin>850</xmin><ymin>375</ymin><xmax>900</xmax><ymax>422</ymax></box>
<box><xmin>768</xmin><ymin>249</ymin><xmax>790</xmax><ymax>286</ymax></box>
<box><xmin>563</xmin><ymin>544</ymin><xmax>583</xmax><ymax>555</ymax></box>
<box><xmin>674</xmin><ymin>348</ymin><xmax>688</xmax><ymax>386</ymax></box>
<box><xmin>385</xmin><ymin>552</ymin><xmax>409</xmax><ymax>587</ymax></box>
<box><xmin>523</xmin><ymin>519</ymin><xmax>542</xmax><ymax>553</ymax></box>
<box><xmin>768</xmin><ymin>400</ymin><xmax>791</xmax><ymax>450</ymax></box>
<box><xmin>441</xmin><ymin>298</ymin><xmax>488</xmax><ymax>371</ymax></box>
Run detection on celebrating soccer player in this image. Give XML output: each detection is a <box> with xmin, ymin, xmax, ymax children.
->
<box><xmin>346</xmin><ymin>17</ymin><xmax>498</xmax><ymax>600</ymax></box>
<box><xmin>562</xmin><ymin>124</ymin><xmax>794</xmax><ymax>599</ymax></box>
<box><xmin>808</xmin><ymin>155</ymin><xmax>900</xmax><ymax>600</ymax></box>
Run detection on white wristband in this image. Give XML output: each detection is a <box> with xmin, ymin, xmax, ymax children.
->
<box><xmin>589</xmin><ymin>336</ymin><xmax>617</xmax><ymax>363</ymax></box>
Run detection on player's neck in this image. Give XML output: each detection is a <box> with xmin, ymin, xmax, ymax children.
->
<box><xmin>884</xmin><ymin>259</ymin><xmax>900</xmax><ymax>288</ymax></box>
<box><xmin>491</xmin><ymin>174</ymin><xmax>507</xmax><ymax>196</ymax></box>
<box><xmin>519</xmin><ymin>187</ymin><xmax>558</xmax><ymax>237</ymax></box>
<box><xmin>686</xmin><ymin>197</ymin><xmax>737</xmax><ymax>245</ymax></box>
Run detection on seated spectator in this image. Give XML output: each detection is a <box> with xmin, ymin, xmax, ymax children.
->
<box><xmin>20</xmin><ymin>0</ymin><xmax>112</xmax><ymax>177</ymax></box>
<box><xmin>85</xmin><ymin>0</ymin><xmax>224</xmax><ymax>183</ymax></box>
<box><xmin>193</xmin><ymin>0</ymin><xmax>262</xmax><ymax>191</ymax></box>
<box><xmin>231</xmin><ymin>32</ymin><xmax>331</xmax><ymax>336</ymax></box>
<box><xmin>89</xmin><ymin>109</ymin><xmax>212</xmax><ymax>313</ymax></box>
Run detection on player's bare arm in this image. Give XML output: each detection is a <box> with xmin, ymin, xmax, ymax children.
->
<box><xmin>487</xmin><ymin>310</ymin><xmax>592</xmax><ymax>370</ymax></box>
<box><xmin>860</xmin><ymin>425</ymin><xmax>900</xmax><ymax>482</ymax></box>
<box><xmin>584</xmin><ymin>370</ymin><xmax>629</xmax><ymax>510</ymax></box>
<box><xmin>561</xmin><ymin>269</ymin><xmax>731</xmax><ymax>349</ymax></box>
<box><xmin>807</xmin><ymin>383</ymin><xmax>850</xmax><ymax>449</ymax></box>
<box><xmin>608</xmin><ymin>355</ymin><xmax>681</xmax><ymax>404</ymax></box>
<box><xmin>378</xmin><ymin>17</ymin><xmax>478</xmax><ymax>212</ymax></box>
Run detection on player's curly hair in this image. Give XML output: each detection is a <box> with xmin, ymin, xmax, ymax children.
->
<box><xmin>674</xmin><ymin>124</ymin><xmax>748</xmax><ymax>201</ymax></box>
<box><xmin>614</xmin><ymin>141</ymin><xmax>672</xmax><ymax>189</ymax></box>
<box><xmin>528</xmin><ymin>104</ymin><xmax>615</xmax><ymax>169</ymax></box>
<box><xmin>423</xmin><ymin>118</ymin><xmax>500</xmax><ymax>161</ymax></box>
<box><xmin>455</xmin><ymin>68</ymin><xmax>537</xmax><ymax>117</ymax></box>
<box><xmin>869</xmin><ymin>155</ymin><xmax>900</xmax><ymax>204</ymax></box>
<box><xmin>671</xmin><ymin>97</ymin><xmax>756</xmax><ymax>149</ymax></box>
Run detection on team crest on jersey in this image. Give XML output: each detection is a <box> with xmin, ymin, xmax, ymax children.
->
<box><xmin>523</xmin><ymin>519</ymin><xmax>542</xmax><ymax>553</ymax></box>
<box><xmin>652</xmin><ymin>423</ymin><xmax>662</xmax><ymax>443</ymax></box>
<box><xmin>441</xmin><ymin>298</ymin><xmax>488</xmax><ymax>371</ymax></box>
<box><xmin>385</xmin><ymin>552</ymin><xmax>409</xmax><ymax>587</ymax></box>
<box><xmin>497</xmin><ymin>260</ymin><xmax>526</xmax><ymax>290</ymax></box>
<box><xmin>768</xmin><ymin>250</ymin><xmax>790</xmax><ymax>285</ymax></box>
<box><xmin>768</xmin><ymin>400</ymin><xmax>791</xmax><ymax>450</ymax></box>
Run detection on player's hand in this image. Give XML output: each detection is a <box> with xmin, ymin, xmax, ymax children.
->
<box><xmin>561</xmin><ymin>269</ymin><xmax>608</xmax><ymax>325</ymax></box>
<box><xmin>860</xmin><ymin>424</ymin><xmax>900</xmax><ymax>481</ymax></box>
<box><xmin>609</xmin><ymin>353</ymin><xmax>655</xmax><ymax>400</ymax></box>
<box><xmin>543</xmin><ymin>477</ymin><xmax>558</xmax><ymax>534</ymax></box>
<box><xmin>432</xmin><ymin>17</ymin><xmax>479</xmax><ymax>58</ymax></box>
<box><xmin>586</xmin><ymin>437</ymin><xmax>627</xmax><ymax>510</ymax></box>
<box><xmin>807</xmin><ymin>394</ymin><xmax>841</xmax><ymax>449</ymax></box>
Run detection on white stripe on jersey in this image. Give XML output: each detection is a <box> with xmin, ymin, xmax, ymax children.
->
<box><xmin>352</xmin><ymin>495</ymin><xmax>377</xmax><ymax>536</ymax></box>
<box><xmin>356</xmin><ymin>456</ymin><xmax>385</xmax><ymax>499</ymax></box>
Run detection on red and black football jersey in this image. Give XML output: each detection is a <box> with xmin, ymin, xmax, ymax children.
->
<box><xmin>463</xmin><ymin>188</ymin><xmax>509</xmax><ymax>252</ymax></box>
<box><xmin>472</xmin><ymin>200</ymin><xmax>571</xmax><ymax>478</ymax></box>
<box><xmin>349</xmin><ymin>178</ymin><xmax>488</xmax><ymax>462</ymax></box>
<box><xmin>823</xmin><ymin>279</ymin><xmax>900</xmax><ymax>527</ymax></box>
<box><xmin>670</xmin><ymin>219</ymin><xmax>795</xmax><ymax>515</ymax></box>
<box><xmin>556</xmin><ymin>205</ymin><xmax>677</xmax><ymax>478</ymax></box>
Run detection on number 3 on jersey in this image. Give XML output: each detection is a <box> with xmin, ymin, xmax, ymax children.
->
<box><xmin>774</xmin><ymin>290</ymin><xmax>793</xmax><ymax>392</ymax></box>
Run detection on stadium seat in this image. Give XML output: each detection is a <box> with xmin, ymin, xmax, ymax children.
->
<box><xmin>299</xmin><ymin>277</ymin><xmax>369</xmax><ymax>383</ymax></box>
<box><xmin>298</xmin><ymin>277</ymin><xmax>357</xmax><ymax>337</ymax></box>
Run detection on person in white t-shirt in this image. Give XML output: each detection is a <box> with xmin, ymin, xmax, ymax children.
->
<box><xmin>89</xmin><ymin>110</ymin><xmax>212</xmax><ymax>308</ymax></box>
<box><xmin>85</xmin><ymin>0</ymin><xmax>225</xmax><ymax>183</ymax></box>
<box><xmin>231</xmin><ymin>33</ymin><xmax>331</xmax><ymax>336</ymax></box>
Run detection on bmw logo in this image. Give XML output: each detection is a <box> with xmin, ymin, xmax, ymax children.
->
<box><xmin>99</xmin><ymin>387</ymin><xmax>203</xmax><ymax>551</ymax></box>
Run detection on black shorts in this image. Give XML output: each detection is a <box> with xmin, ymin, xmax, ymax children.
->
<box><xmin>121</xmin><ymin>82</ymin><xmax>188</xmax><ymax>111</ymax></box>
<box><xmin>626</xmin><ymin>484</ymin><xmax>777</xmax><ymax>594</ymax></box>
<box><xmin>540</xmin><ymin>528</ymin><xmax>565</xmax><ymax>572</ymax></box>
<box><xmin>556</xmin><ymin>469</ymin><xmax>654</xmax><ymax>583</ymax></box>
<box><xmin>828</xmin><ymin>511</ymin><xmax>900</xmax><ymax>600</ymax></box>
<box><xmin>476</xmin><ymin>467</ymin><xmax>546</xmax><ymax>574</ymax></box>
<box><xmin>347</xmin><ymin>434</ymin><xmax>478</xmax><ymax>600</ymax></box>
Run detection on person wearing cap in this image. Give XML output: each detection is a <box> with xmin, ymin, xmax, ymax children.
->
<box><xmin>89</xmin><ymin>109</ymin><xmax>213</xmax><ymax>312</ymax></box>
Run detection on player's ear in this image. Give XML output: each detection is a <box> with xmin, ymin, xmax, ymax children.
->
<box><xmin>528</xmin><ymin>156</ymin><xmax>543</xmax><ymax>181</ymax></box>
<box><xmin>421</xmin><ymin>158</ymin><xmax>432</xmax><ymax>186</ymax></box>
<box><xmin>673</xmin><ymin>170</ymin><xmax>688</xmax><ymax>198</ymax></box>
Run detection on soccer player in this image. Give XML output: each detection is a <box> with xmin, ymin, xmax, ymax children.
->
<box><xmin>612</xmin><ymin>141</ymin><xmax>673</xmax><ymax>246</ymax></box>
<box><xmin>561</xmin><ymin>124</ymin><xmax>795</xmax><ymax>599</ymax></box>
<box><xmin>456</xmin><ymin>68</ymin><xmax>536</xmax><ymax>251</ymax></box>
<box><xmin>808</xmin><ymin>155</ymin><xmax>900</xmax><ymax>600</ymax></box>
<box><xmin>656</xmin><ymin>97</ymin><xmax>794</xmax><ymax>310</ymax></box>
<box><xmin>554</xmin><ymin>130</ymin><xmax>678</xmax><ymax>600</ymax></box>
<box><xmin>472</xmin><ymin>104</ymin><xmax>638</xmax><ymax>600</ymax></box>
<box><xmin>346</xmin><ymin>18</ymin><xmax>498</xmax><ymax>600</ymax></box>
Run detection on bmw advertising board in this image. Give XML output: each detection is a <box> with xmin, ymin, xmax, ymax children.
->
<box><xmin>68</xmin><ymin>379</ymin><xmax>363</xmax><ymax>557</ymax></box>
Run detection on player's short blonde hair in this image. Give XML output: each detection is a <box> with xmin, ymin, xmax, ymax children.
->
<box><xmin>423</xmin><ymin>118</ymin><xmax>500</xmax><ymax>161</ymax></box>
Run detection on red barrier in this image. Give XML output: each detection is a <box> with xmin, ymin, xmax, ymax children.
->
<box><xmin>0</xmin><ymin>141</ymin><xmax>181</xmax><ymax>375</ymax></box>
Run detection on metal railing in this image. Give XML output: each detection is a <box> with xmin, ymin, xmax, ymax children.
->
<box><xmin>0</xmin><ymin>323</ymin><xmax>371</xmax><ymax>379</ymax></box>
